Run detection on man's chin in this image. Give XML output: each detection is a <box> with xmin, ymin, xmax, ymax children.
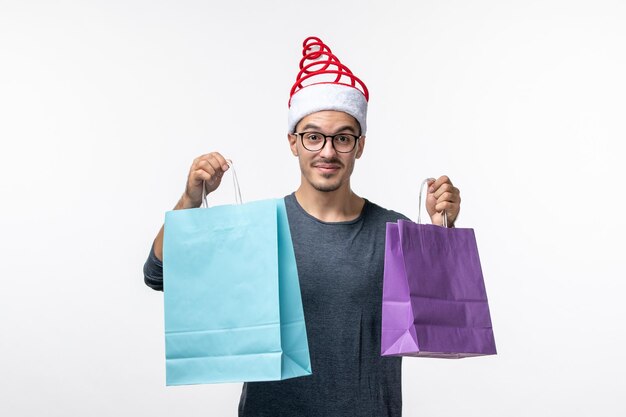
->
<box><xmin>311</xmin><ymin>180</ymin><xmax>342</xmax><ymax>193</ymax></box>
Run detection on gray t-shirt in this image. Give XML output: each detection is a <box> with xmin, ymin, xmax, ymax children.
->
<box><xmin>143</xmin><ymin>193</ymin><xmax>409</xmax><ymax>416</ymax></box>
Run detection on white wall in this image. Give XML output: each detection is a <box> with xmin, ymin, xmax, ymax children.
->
<box><xmin>1</xmin><ymin>1</ymin><xmax>624</xmax><ymax>416</ymax></box>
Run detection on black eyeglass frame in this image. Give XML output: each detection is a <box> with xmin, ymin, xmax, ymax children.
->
<box><xmin>293</xmin><ymin>132</ymin><xmax>362</xmax><ymax>153</ymax></box>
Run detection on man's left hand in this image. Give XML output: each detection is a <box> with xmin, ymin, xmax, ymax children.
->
<box><xmin>426</xmin><ymin>175</ymin><xmax>461</xmax><ymax>227</ymax></box>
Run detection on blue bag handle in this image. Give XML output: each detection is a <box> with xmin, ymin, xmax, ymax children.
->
<box><xmin>201</xmin><ymin>159</ymin><xmax>243</xmax><ymax>207</ymax></box>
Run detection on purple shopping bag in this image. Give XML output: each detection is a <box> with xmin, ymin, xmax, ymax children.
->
<box><xmin>381</xmin><ymin>181</ymin><xmax>496</xmax><ymax>358</ymax></box>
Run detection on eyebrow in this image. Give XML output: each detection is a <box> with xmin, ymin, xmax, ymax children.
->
<box><xmin>299</xmin><ymin>123</ymin><xmax>359</xmax><ymax>135</ymax></box>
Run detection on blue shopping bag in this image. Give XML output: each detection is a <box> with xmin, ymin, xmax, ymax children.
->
<box><xmin>163</xmin><ymin>198</ymin><xmax>312</xmax><ymax>385</ymax></box>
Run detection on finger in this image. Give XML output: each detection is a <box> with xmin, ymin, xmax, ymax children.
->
<box><xmin>196</xmin><ymin>159</ymin><xmax>218</xmax><ymax>177</ymax></box>
<box><xmin>432</xmin><ymin>184</ymin><xmax>456</xmax><ymax>199</ymax></box>
<box><xmin>425</xmin><ymin>181</ymin><xmax>438</xmax><ymax>210</ymax></box>
<box><xmin>207</xmin><ymin>152</ymin><xmax>230</xmax><ymax>172</ymax></box>
<box><xmin>435</xmin><ymin>190</ymin><xmax>460</xmax><ymax>203</ymax></box>
<box><xmin>190</xmin><ymin>158</ymin><xmax>217</xmax><ymax>183</ymax></box>
<box><xmin>193</xmin><ymin>152</ymin><xmax>230</xmax><ymax>172</ymax></box>
<box><xmin>202</xmin><ymin>156</ymin><xmax>226</xmax><ymax>176</ymax></box>
<box><xmin>191</xmin><ymin>168</ymin><xmax>220</xmax><ymax>186</ymax></box>
<box><xmin>429</xmin><ymin>175</ymin><xmax>452</xmax><ymax>193</ymax></box>
<box><xmin>434</xmin><ymin>201</ymin><xmax>459</xmax><ymax>215</ymax></box>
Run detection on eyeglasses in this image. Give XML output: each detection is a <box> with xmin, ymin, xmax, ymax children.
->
<box><xmin>294</xmin><ymin>132</ymin><xmax>361</xmax><ymax>153</ymax></box>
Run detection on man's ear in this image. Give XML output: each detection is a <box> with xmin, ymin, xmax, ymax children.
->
<box><xmin>288</xmin><ymin>133</ymin><xmax>298</xmax><ymax>156</ymax></box>
<box><xmin>355</xmin><ymin>136</ymin><xmax>366</xmax><ymax>159</ymax></box>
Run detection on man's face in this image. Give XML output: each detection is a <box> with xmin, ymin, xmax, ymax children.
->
<box><xmin>288</xmin><ymin>110</ymin><xmax>365</xmax><ymax>193</ymax></box>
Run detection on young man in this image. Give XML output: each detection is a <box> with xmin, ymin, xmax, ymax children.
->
<box><xmin>144</xmin><ymin>37</ymin><xmax>461</xmax><ymax>416</ymax></box>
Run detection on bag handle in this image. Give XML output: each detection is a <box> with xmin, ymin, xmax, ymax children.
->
<box><xmin>201</xmin><ymin>159</ymin><xmax>243</xmax><ymax>208</ymax></box>
<box><xmin>417</xmin><ymin>178</ymin><xmax>448</xmax><ymax>227</ymax></box>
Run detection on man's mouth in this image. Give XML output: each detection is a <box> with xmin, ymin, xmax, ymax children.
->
<box><xmin>313</xmin><ymin>162</ymin><xmax>341</xmax><ymax>174</ymax></box>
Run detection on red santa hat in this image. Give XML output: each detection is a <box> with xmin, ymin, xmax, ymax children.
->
<box><xmin>287</xmin><ymin>36</ymin><xmax>369</xmax><ymax>134</ymax></box>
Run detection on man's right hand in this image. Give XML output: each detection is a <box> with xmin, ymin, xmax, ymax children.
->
<box><xmin>152</xmin><ymin>152</ymin><xmax>230</xmax><ymax>261</ymax></box>
<box><xmin>179</xmin><ymin>152</ymin><xmax>230</xmax><ymax>209</ymax></box>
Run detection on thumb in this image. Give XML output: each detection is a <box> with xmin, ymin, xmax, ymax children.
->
<box><xmin>425</xmin><ymin>178</ymin><xmax>437</xmax><ymax>216</ymax></box>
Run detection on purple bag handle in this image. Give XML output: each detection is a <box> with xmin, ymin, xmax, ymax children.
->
<box><xmin>417</xmin><ymin>178</ymin><xmax>448</xmax><ymax>227</ymax></box>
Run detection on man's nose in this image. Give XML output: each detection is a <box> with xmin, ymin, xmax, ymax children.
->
<box><xmin>319</xmin><ymin>137</ymin><xmax>337</xmax><ymax>158</ymax></box>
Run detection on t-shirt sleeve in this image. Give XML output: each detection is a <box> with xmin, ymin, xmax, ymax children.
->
<box><xmin>143</xmin><ymin>244</ymin><xmax>164</xmax><ymax>291</ymax></box>
<box><xmin>381</xmin><ymin>207</ymin><xmax>411</xmax><ymax>223</ymax></box>
<box><xmin>391</xmin><ymin>210</ymin><xmax>411</xmax><ymax>222</ymax></box>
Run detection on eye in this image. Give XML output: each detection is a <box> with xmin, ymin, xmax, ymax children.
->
<box><xmin>335</xmin><ymin>135</ymin><xmax>352</xmax><ymax>143</ymax></box>
<box><xmin>305</xmin><ymin>133</ymin><xmax>322</xmax><ymax>141</ymax></box>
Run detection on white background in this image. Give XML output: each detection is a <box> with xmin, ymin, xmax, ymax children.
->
<box><xmin>1</xmin><ymin>0</ymin><xmax>625</xmax><ymax>416</ymax></box>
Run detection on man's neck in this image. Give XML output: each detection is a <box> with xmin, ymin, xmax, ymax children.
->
<box><xmin>294</xmin><ymin>182</ymin><xmax>365</xmax><ymax>223</ymax></box>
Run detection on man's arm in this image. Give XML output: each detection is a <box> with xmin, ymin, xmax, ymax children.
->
<box><xmin>144</xmin><ymin>242</ymin><xmax>164</xmax><ymax>291</ymax></box>
<box><xmin>143</xmin><ymin>152</ymin><xmax>230</xmax><ymax>291</ymax></box>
